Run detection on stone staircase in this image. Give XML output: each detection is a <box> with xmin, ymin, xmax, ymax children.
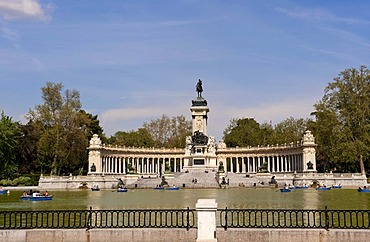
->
<box><xmin>172</xmin><ymin>170</ymin><xmax>220</xmax><ymax>188</ymax></box>
<box><xmin>125</xmin><ymin>171</ymin><xmax>280</xmax><ymax>189</ymax></box>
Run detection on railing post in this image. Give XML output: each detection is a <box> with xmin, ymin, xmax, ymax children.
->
<box><xmin>325</xmin><ymin>206</ymin><xmax>329</xmax><ymax>231</ymax></box>
<box><xmin>87</xmin><ymin>206</ymin><xmax>92</xmax><ymax>230</ymax></box>
<box><xmin>186</xmin><ymin>207</ymin><xmax>190</xmax><ymax>231</ymax></box>
<box><xmin>224</xmin><ymin>207</ymin><xmax>228</xmax><ymax>231</ymax></box>
<box><xmin>196</xmin><ymin>199</ymin><xmax>217</xmax><ymax>242</ymax></box>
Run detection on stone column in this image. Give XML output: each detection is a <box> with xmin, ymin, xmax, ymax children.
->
<box><xmin>174</xmin><ymin>157</ymin><xmax>177</xmax><ymax>173</ymax></box>
<box><xmin>196</xmin><ymin>199</ymin><xmax>217</xmax><ymax>242</ymax></box>
<box><xmin>123</xmin><ymin>157</ymin><xmax>126</xmax><ymax>174</ymax></box>
<box><xmin>242</xmin><ymin>157</ymin><xmax>246</xmax><ymax>173</ymax></box>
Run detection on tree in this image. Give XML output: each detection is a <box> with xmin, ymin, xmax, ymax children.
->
<box><xmin>273</xmin><ymin>117</ymin><xmax>309</xmax><ymax>144</ymax></box>
<box><xmin>108</xmin><ymin>128</ymin><xmax>155</xmax><ymax>147</ymax></box>
<box><xmin>0</xmin><ymin>111</ymin><xmax>21</xmax><ymax>179</ymax></box>
<box><xmin>79</xmin><ymin>110</ymin><xmax>106</xmax><ymax>143</ymax></box>
<box><xmin>313</xmin><ymin>66</ymin><xmax>370</xmax><ymax>174</ymax></box>
<box><xmin>16</xmin><ymin>121</ymin><xmax>41</xmax><ymax>174</ymax></box>
<box><xmin>223</xmin><ymin>118</ymin><xmax>264</xmax><ymax>147</ymax></box>
<box><xmin>223</xmin><ymin>117</ymin><xmax>310</xmax><ymax>148</ymax></box>
<box><xmin>143</xmin><ymin>115</ymin><xmax>192</xmax><ymax>148</ymax></box>
<box><xmin>27</xmin><ymin>82</ymin><xmax>90</xmax><ymax>175</ymax></box>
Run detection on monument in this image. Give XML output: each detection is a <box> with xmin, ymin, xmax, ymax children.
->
<box><xmin>183</xmin><ymin>79</ymin><xmax>218</xmax><ymax>170</ymax></box>
<box><xmin>38</xmin><ymin>78</ymin><xmax>368</xmax><ymax>189</ymax></box>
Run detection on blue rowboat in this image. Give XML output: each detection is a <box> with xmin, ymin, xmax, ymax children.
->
<box><xmin>357</xmin><ymin>188</ymin><xmax>370</xmax><ymax>193</ymax></box>
<box><xmin>295</xmin><ymin>186</ymin><xmax>309</xmax><ymax>189</ymax></box>
<box><xmin>280</xmin><ymin>188</ymin><xmax>291</xmax><ymax>193</ymax></box>
<box><xmin>166</xmin><ymin>187</ymin><xmax>179</xmax><ymax>191</ymax></box>
<box><xmin>28</xmin><ymin>195</ymin><xmax>53</xmax><ymax>201</ymax></box>
<box><xmin>332</xmin><ymin>185</ymin><xmax>342</xmax><ymax>189</ymax></box>
<box><xmin>154</xmin><ymin>187</ymin><xmax>164</xmax><ymax>190</ymax></box>
<box><xmin>316</xmin><ymin>187</ymin><xmax>331</xmax><ymax>191</ymax></box>
<box><xmin>20</xmin><ymin>195</ymin><xmax>31</xmax><ymax>200</ymax></box>
<box><xmin>117</xmin><ymin>188</ymin><xmax>128</xmax><ymax>192</ymax></box>
<box><xmin>0</xmin><ymin>190</ymin><xmax>8</xmax><ymax>195</ymax></box>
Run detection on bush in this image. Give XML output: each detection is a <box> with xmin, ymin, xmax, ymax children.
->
<box><xmin>0</xmin><ymin>179</ymin><xmax>11</xmax><ymax>186</ymax></box>
<box><xmin>13</xmin><ymin>177</ymin><xmax>32</xmax><ymax>186</ymax></box>
<box><xmin>0</xmin><ymin>176</ymin><xmax>35</xmax><ymax>186</ymax></box>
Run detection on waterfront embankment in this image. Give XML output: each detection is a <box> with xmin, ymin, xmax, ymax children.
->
<box><xmin>1</xmin><ymin>228</ymin><xmax>370</xmax><ymax>242</ymax></box>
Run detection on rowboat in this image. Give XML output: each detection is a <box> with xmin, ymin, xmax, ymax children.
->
<box><xmin>332</xmin><ymin>185</ymin><xmax>342</xmax><ymax>189</ymax></box>
<box><xmin>20</xmin><ymin>195</ymin><xmax>31</xmax><ymax>200</ymax></box>
<box><xmin>166</xmin><ymin>186</ymin><xmax>179</xmax><ymax>191</ymax></box>
<box><xmin>29</xmin><ymin>195</ymin><xmax>53</xmax><ymax>201</ymax></box>
<box><xmin>295</xmin><ymin>185</ymin><xmax>309</xmax><ymax>189</ymax></box>
<box><xmin>316</xmin><ymin>187</ymin><xmax>331</xmax><ymax>191</ymax></box>
<box><xmin>153</xmin><ymin>187</ymin><xmax>164</xmax><ymax>190</ymax></box>
<box><xmin>91</xmin><ymin>185</ymin><xmax>100</xmax><ymax>191</ymax></box>
<box><xmin>357</xmin><ymin>188</ymin><xmax>370</xmax><ymax>193</ymax></box>
<box><xmin>0</xmin><ymin>189</ymin><xmax>8</xmax><ymax>195</ymax></box>
<box><xmin>117</xmin><ymin>188</ymin><xmax>128</xmax><ymax>192</ymax></box>
<box><xmin>280</xmin><ymin>188</ymin><xmax>291</xmax><ymax>193</ymax></box>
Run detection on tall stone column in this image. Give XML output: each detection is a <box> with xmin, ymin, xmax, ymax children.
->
<box><xmin>88</xmin><ymin>134</ymin><xmax>102</xmax><ymax>175</ymax></box>
<box><xmin>302</xmin><ymin>130</ymin><xmax>317</xmax><ymax>172</ymax></box>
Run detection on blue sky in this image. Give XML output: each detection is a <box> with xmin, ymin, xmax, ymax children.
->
<box><xmin>1</xmin><ymin>0</ymin><xmax>369</xmax><ymax>141</ymax></box>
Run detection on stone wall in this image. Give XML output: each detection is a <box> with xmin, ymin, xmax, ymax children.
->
<box><xmin>2</xmin><ymin>228</ymin><xmax>370</xmax><ymax>242</ymax></box>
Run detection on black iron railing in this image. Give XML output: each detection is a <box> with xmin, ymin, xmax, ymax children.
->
<box><xmin>0</xmin><ymin>210</ymin><xmax>89</xmax><ymax>229</ymax></box>
<box><xmin>218</xmin><ymin>207</ymin><xmax>370</xmax><ymax>230</ymax></box>
<box><xmin>0</xmin><ymin>208</ymin><xmax>196</xmax><ymax>230</ymax></box>
<box><xmin>88</xmin><ymin>208</ymin><xmax>195</xmax><ymax>229</ymax></box>
<box><xmin>1</xmin><ymin>207</ymin><xmax>369</xmax><ymax>230</ymax></box>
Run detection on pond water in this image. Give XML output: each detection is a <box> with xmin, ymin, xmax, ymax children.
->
<box><xmin>1</xmin><ymin>188</ymin><xmax>369</xmax><ymax>211</ymax></box>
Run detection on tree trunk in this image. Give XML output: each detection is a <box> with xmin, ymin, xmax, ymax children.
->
<box><xmin>359</xmin><ymin>154</ymin><xmax>366</xmax><ymax>175</ymax></box>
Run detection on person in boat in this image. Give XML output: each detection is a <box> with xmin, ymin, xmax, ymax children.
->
<box><xmin>33</xmin><ymin>191</ymin><xmax>41</xmax><ymax>197</ymax></box>
<box><xmin>43</xmin><ymin>191</ymin><xmax>49</xmax><ymax>196</ymax></box>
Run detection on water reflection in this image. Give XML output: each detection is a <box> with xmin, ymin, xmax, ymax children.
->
<box><xmin>0</xmin><ymin>188</ymin><xmax>369</xmax><ymax>211</ymax></box>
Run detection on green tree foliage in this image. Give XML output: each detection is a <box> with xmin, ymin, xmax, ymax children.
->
<box><xmin>223</xmin><ymin>117</ymin><xmax>309</xmax><ymax>147</ymax></box>
<box><xmin>143</xmin><ymin>115</ymin><xmax>192</xmax><ymax>148</ymax></box>
<box><xmin>223</xmin><ymin>118</ymin><xmax>264</xmax><ymax>147</ymax></box>
<box><xmin>108</xmin><ymin>128</ymin><xmax>155</xmax><ymax>147</ymax></box>
<box><xmin>27</xmin><ymin>82</ymin><xmax>92</xmax><ymax>175</ymax></box>
<box><xmin>273</xmin><ymin>117</ymin><xmax>310</xmax><ymax>144</ymax></box>
<box><xmin>313</xmin><ymin>66</ymin><xmax>370</xmax><ymax>173</ymax></box>
<box><xmin>16</xmin><ymin>121</ymin><xmax>41</xmax><ymax>174</ymax></box>
<box><xmin>0</xmin><ymin>111</ymin><xmax>21</xmax><ymax>179</ymax></box>
<box><xmin>79</xmin><ymin>110</ymin><xmax>107</xmax><ymax>143</ymax></box>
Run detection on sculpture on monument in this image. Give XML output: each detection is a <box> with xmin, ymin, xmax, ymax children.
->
<box><xmin>192</xmin><ymin>130</ymin><xmax>208</xmax><ymax>146</ymax></box>
<box><xmin>90</xmin><ymin>163</ymin><xmax>96</xmax><ymax>172</ymax></box>
<box><xmin>196</xmin><ymin>79</ymin><xmax>203</xmax><ymax>97</ymax></box>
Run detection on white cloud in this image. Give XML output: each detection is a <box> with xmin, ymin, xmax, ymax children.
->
<box><xmin>0</xmin><ymin>0</ymin><xmax>54</xmax><ymax>21</ymax></box>
<box><xmin>225</xmin><ymin>98</ymin><xmax>317</xmax><ymax>125</ymax></box>
<box><xmin>276</xmin><ymin>7</ymin><xmax>370</xmax><ymax>25</ymax></box>
<box><xmin>100</xmin><ymin>104</ymin><xmax>190</xmax><ymax>135</ymax></box>
<box><xmin>0</xmin><ymin>26</ymin><xmax>19</xmax><ymax>41</ymax></box>
<box><xmin>99</xmin><ymin>96</ymin><xmax>319</xmax><ymax>141</ymax></box>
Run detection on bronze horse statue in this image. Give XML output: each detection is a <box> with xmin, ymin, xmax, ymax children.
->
<box><xmin>196</xmin><ymin>79</ymin><xmax>203</xmax><ymax>97</ymax></box>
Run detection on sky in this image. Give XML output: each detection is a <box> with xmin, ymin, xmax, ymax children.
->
<box><xmin>1</xmin><ymin>0</ymin><xmax>370</xmax><ymax>141</ymax></box>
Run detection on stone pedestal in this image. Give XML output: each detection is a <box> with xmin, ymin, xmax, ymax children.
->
<box><xmin>196</xmin><ymin>199</ymin><xmax>217</xmax><ymax>242</ymax></box>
